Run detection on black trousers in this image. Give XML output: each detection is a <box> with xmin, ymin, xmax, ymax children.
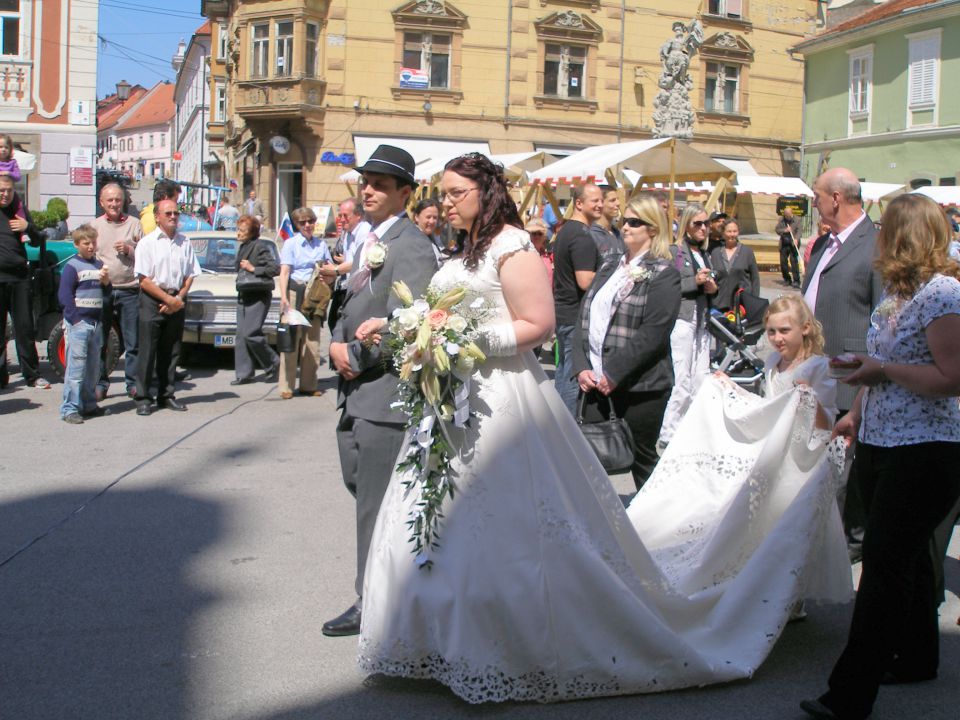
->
<box><xmin>135</xmin><ymin>294</ymin><xmax>184</xmax><ymax>402</ymax></box>
<box><xmin>235</xmin><ymin>291</ymin><xmax>277</xmax><ymax>380</ymax></box>
<box><xmin>582</xmin><ymin>388</ymin><xmax>671</xmax><ymax>490</ymax></box>
<box><xmin>822</xmin><ymin>441</ymin><xmax>960</xmax><ymax>720</ymax></box>
<box><xmin>0</xmin><ymin>278</ymin><xmax>41</xmax><ymax>383</ymax></box>
<box><xmin>779</xmin><ymin>242</ymin><xmax>800</xmax><ymax>283</ymax></box>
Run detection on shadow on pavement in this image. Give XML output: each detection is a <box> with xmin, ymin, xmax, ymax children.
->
<box><xmin>0</xmin><ymin>487</ymin><xmax>221</xmax><ymax>720</ymax></box>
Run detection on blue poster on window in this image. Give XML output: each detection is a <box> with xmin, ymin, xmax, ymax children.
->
<box><xmin>399</xmin><ymin>67</ymin><xmax>429</xmax><ymax>89</ymax></box>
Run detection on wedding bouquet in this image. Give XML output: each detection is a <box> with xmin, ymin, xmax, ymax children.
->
<box><xmin>386</xmin><ymin>280</ymin><xmax>487</xmax><ymax>569</ymax></box>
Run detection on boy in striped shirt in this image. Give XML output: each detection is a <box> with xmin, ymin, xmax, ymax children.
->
<box><xmin>58</xmin><ymin>225</ymin><xmax>111</xmax><ymax>424</ymax></box>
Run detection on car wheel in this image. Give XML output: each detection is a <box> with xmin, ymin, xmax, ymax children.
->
<box><xmin>48</xmin><ymin>322</ymin><xmax>121</xmax><ymax>378</ymax></box>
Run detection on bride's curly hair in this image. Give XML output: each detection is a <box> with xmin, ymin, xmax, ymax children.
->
<box><xmin>443</xmin><ymin>153</ymin><xmax>522</xmax><ymax>270</ymax></box>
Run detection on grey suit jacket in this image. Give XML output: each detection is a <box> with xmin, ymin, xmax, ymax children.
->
<box><xmin>800</xmin><ymin>215</ymin><xmax>882</xmax><ymax>410</ymax></box>
<box><xmin>332</xmin><ymin>215</ymin><xmax>438</xmax><ymax>424</ymax></box>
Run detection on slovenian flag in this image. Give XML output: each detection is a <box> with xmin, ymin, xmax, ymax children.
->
<box><xmin>277</xmin><ymin>212</ymin><xmax>296</xmax><ymax>242</ymax></box>
<box><xmin>229</xmin><ymin>179</ymin><xmax>238</xmax><ymax>189</ymax></box>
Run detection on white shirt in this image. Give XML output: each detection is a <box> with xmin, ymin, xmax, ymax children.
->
<box><xmin>134</xmin><ymin>227</ymin><xmax>199</xmax><ymax>291</ymax></box>
<box><xmin>356</xmin><ymin>214</ymin><xmax>401</xmax><ymax>268</ymax></box>
<box><xmin>803</xmin><ymin>212</ymin><xmax>868</xmax><ymax>313</ymax></box>
<box><xmin>342</xmin><ymin>220</ymin><xmax>371</xmax><ymax>282</ymax></box>
<box><xmin>587</xmin><ymin>253</ymin><xmax>645</xmax><ymax>379</ymax></box>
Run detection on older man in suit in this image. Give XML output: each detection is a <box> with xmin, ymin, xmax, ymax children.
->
<box><xmin>802</xmin><ymin>167</ymin><xmax>882</xmax><ymax>561</ymax></box>
<box><xmin>323</xmin><ymin>145</ymin><xmax>438</xmax><ymax>637</ymax></box>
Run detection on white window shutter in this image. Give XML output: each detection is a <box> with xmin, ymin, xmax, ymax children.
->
<box><xmin>909</xmin><ymin>36</ymin><xmax>938</xmax><ymax>107</ymax></box>
<box><xmin>726</xmin><ymin>0</ymin><xmax>743</xmax><ymax>17</ymax></box>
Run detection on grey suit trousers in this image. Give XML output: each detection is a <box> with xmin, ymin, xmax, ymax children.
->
<box><xmin>336</xmin><ymin>412</ymin><xmax>407</xmax><ymax>597</ymax></box>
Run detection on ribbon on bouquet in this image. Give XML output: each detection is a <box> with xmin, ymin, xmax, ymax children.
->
<box><xmin>453</xmin><ymin>377</ymin><xmax>471</xmax><ymax>427</ymax></box>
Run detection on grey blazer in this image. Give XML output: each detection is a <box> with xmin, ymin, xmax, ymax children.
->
<box><xmin>671</xmin><ymin>240</ymin><xmax>714</xmax><ymax>323</ymax></box>
<box><xmin>332</xmin><ymin>215</ymin><xmax>439</xmax><ymax>424</ymax></box>
<box><xmin>800</xmin><ymin>215</ymin><xmax>882</xmax><ymax>410</ymax></box>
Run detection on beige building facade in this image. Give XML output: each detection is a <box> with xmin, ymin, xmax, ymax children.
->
<box><xmin>202</xmin><ymin>0</ymin><xmax>817</xmax><ymax>232</ymax></box>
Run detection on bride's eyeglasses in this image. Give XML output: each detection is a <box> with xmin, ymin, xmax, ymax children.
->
<box><xmin>439</xmin><ymin>187</ymin><xmax>478</xmax><ymax>204</ymax></box>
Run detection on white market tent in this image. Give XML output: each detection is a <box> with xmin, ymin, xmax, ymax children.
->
<box><xmin>860</xmin><ymin>182</ymin><xmax>905</xmax><ymax>202</ymax></box>
<box><xmin>526</xmin><ymin>138</ymin><xmax>734</xmax><ymax>188</ymax></box>
<box><xmin>911</xmin><ymin>185</ymin><xmax>960</xmax><ymax>206</ymax></box>
<box><xmin>734</xmin><ymin>175</ymin><xmax>813</xmax><ymax>197</ymax></box>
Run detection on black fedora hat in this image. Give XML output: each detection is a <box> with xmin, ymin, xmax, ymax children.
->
<box><xmin>356</xmin><ymin>144</ymin><xmax>417</xmax><ymax>187</ymax></box>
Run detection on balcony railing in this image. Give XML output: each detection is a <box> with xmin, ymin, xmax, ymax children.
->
<box><xmin>0</xmin><ymin>60</ymin><xmax>32</xmax><ymax>121</ymax></box>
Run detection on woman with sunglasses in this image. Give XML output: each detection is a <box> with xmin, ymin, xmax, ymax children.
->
<box><xmin>573</xmin><ymin>196</ymin><xmax>681</xmax><ymax>489</ymax></box>
<box><xmin>659</xmin><ymin>204</ymin><xmax>717</xmax><ymax>447</ymax></box>
<box><xmin>277</xmin><ymin>206</ymin><xmax>333</xmax><ymax>399</ymax></box>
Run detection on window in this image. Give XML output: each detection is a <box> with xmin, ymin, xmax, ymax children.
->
<box><xmin>544</xmin><ymin>44</ymin><xmax>586</xmax><ymax>98</ymax></box>
<box><xmin>214</xmin><ymin>83</ymin><xmax>226</xmax><ymax>122</ymax></box>
<box><xmin>705</xmin><ymin>62</ymin><xmax>740</xmax><ymax>113</ymax></box>
<box><xmin>137</xmin><ymin>135</ymin><xmax>143</xmax><ymax>150</ymax></box>
<box><xmin>160</xmin><ymin>134</ymin><xmax>165</xmax><ymax>147</ymax></box>
<box><xmin>149</xmin><ymin>134</ymin><xmax>154</xmax><ymax>148</ymax></box>
<box><xmin>0</xmin><ymin>0</ymin><xmax>20</xmax><ymax>56</ymax></box>
<box><xmin>218</xmin><ymin>25</ymin><xmax>228</xmax><ymax>60</ymax></box>
<box><xmin>848</xmin><ymin>51</ymin><xmax>871</xmax><ymax>116</ymax></box>
<box><xmin>251</xmin><ymin>23</ymin><xmax>269</xmax><ymax>78</ymax></box>
<box><xmin>907</xmin><ymin>31</ymin><xmax>939</xmax><ymax>110</ymax></box>
<box><xmin>708</xmin><ymin>0</ymin><xmax>743</xmax><ymax>19</ymax></box>
<box><xmin>403</xmin><ymin>32</ymin><xmax>450</xmax><ymax>89</ymax></box>
<box><xmin>305</xmin><ymin>22</ymin><xmax>319</xmax><ymax>79</ymax></box>
<box><xmin>276</xmin><ymin>21</ymin><xmax>293</xmax><ymax>77</ymax></box>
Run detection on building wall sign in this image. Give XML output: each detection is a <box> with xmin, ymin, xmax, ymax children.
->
<box><xmin>399</xmin><ymin>67</ymin><xmax>429</xmax><ymax>89</ymax></box>
<box><xmin>69</xmin><ymin>147</ymin><xmax>94</xmax><ymax>185</ymax></box>
<box><xmin>321</xmin><ymin>151</ymin><xmax>356</xmax><ymax>165</ymax></box>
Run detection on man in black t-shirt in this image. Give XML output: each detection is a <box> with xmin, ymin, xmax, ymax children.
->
<box><xmin>552</xmin><ymin>183</ymin><xmax>601</xmax><ymax>415</ymax></box>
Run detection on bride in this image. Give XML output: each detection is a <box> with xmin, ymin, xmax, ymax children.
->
<box><xmin>358</xmin><ymin>153</ymin><xmax>851</xmax><ymax>703</ymax></box>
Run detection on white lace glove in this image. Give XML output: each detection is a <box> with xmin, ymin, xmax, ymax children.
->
<box><xmin>478</xmin><ymin>322</ymin><xmax>517</xmax><ymax>357</ymax></box>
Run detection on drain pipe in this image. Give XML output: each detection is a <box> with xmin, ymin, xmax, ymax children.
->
<box><xmin>616</xmin><ymin>0</ymin><xmax>625</xmax><ymax>141</ymax></box>
<box><xmin>504</xmin><ymin>0</ymin><xmax>513</xmax><ymax>123</ymax></box>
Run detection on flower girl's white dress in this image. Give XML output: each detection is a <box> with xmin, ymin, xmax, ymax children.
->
<box><xmin>358</xmin><ymin>228</ymin><xmax>851</xmax><ymax>703</ymax></box>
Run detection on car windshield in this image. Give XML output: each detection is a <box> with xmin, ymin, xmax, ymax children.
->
<box><xmin>190</xmin><ymin>236</ymin><xmax>239</xmax><ymax>273</ymax></box>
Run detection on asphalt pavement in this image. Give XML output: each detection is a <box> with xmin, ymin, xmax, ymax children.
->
<box><xmin>1</xmin><ymin>317</ymin><xmax>958</xmax><ymax>720</ymax></box>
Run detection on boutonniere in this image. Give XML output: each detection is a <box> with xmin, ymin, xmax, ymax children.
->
<box><xmin>627</xmin><ymin>265</ymin><xmax>653</xmax><ymax>283</ymax></box>
<box><xmin>365</xmin><ymin>241</ymin><xmax>387</xmax><ymax>269</ymax></box>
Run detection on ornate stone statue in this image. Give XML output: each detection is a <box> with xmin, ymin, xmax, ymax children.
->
<box><xmin>653</xmin><ymin>19</ymin><xmax>704</xmax><ymax>139</ymax></box>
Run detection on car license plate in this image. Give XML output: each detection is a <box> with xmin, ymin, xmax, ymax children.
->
<box><xmin>214</xmin><ymin>335</ymin><xmax>235</xmax><ymax>347</ymax></box>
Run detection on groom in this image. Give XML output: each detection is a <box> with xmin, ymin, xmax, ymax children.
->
<box><xmin>323</xmin><ymin>145</ymin><xmax>438</xmax><ymax>636</ymax></box>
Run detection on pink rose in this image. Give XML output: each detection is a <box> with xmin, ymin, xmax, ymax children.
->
<box><xmin>427</xmin><ymin>309</ymin><xmax>449</xmax><ymax>329</ymax></box>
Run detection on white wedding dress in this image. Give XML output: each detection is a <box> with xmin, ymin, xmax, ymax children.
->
<box><xmin>358</xmin><ymin>228</ymin><xmax>851</xmax><ymax>703</ymax></box>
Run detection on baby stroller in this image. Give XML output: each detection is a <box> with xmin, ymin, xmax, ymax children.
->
<box><xmin>708</xmin><ymin>288</ymin><xmax>769</xmax><ymax>395</ymax></box>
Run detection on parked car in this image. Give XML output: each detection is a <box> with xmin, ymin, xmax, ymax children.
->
<box><xmin>182</xmin><ymin>231</ymin><xmax>283</xmax><ymax>353</ymax></box>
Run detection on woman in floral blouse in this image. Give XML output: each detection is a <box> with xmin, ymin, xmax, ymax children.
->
<box><xmin>802</xmin><ymin>194</ymin><xmax>960</xmax><ymax>720</ymax></box>
<box><xmin>572</xmin><ymin>196</ymin><xmax>681</xmax><ymax>489</ymax></box>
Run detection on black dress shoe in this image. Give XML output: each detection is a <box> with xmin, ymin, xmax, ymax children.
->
<box><xmin>136</xmin><ymin>403</ymin><xmax>152</xmax><ymax>416</ymax></box>
<box><xmin>800</xmin><ymin>699</ymin><xmax>841</xmax><ymax>720</ymax></box>
<box><xmin>322</xmin><ymin>601</ymin><xmax>362</xmax><ymax>637</ymax></box>
<box><xmin>880</xmin><ymin>668</ymin><xmax>937</xmax><ymax>685</ymax></box>
<box><xmin>159</xmin><ymin>397</ymin><xmax>187</xmax><ymax>411</ymax></box>
<box><xmin>262</xmin><ymin>359</ymin><xmax>280</xmax><ymax>382</ymax></box>
<box><xmin>83</xmin><ymin>407</ymin><xmax>112</xmax><ymax>418</ymax></box>
<box><xmin>230</xmin><ymin>377</ymin><xmax>254</xmax><ymax>386</ymax></box>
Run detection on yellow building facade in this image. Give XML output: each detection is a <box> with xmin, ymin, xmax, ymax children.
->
<box><xmin>201</xmin><ymin>0</ymin><xmax>817</xmax><ymax>231</ymax></box>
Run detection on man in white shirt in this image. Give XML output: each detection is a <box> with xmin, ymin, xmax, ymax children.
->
<box><xmin>133</xmin><ymin>198</ymin><xmax>199</xmax><ymax>415</ymax></box>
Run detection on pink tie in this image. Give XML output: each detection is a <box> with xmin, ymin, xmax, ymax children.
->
<box><xmin>803</xmin><ymin>235</ymin><xmax>841</xmax><ymax>313</ymax></box>
<box><xmin>349</xmin><ymin>233</ymin><xmax>378</xmax><ymax>292</ymax></box>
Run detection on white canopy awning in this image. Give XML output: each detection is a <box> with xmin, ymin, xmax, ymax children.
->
<box><xmin>526</xmin><ymin>139</ymin><xmax>735</xmax><ymax>187</ymax></box>
<box><xmin>910</xmin><ymin>185</ymin><xmax>960</xmax><ymax>206</ymax></box>
<box><xmin>715</xmin><ymin>158</ymin><xmax>759</xmax><ymax>177</ymax></box>
<box><xmin>860</xmin><ymin>182</ymin><xmax>905</xmax><ymax>202</ymax></box>
<box><xmin>14</xmin><ymin>149</ymin><xmax>36</xmax><ymax>172</ymax></box>
<box><xmin>734</xmin><ymin>176</ymin><xmax>813</xmax><ymax>197</ymax></box>
<box><xmin>349</xmin><ymin>135</ymin><xmax>489</xmax><ymax>184</ymax></box>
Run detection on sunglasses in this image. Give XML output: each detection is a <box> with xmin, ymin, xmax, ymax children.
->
<box><xmin>690</xmin><ymin>220</ymin><xmax>708</xmax><ymax>228</ymax></box>
<box><xmin>622</xmin><ymin>217</ymin><xmax>651</xmax><ymax>229</ymax></box>
<box><xmin>161</xmin><ymin>211</ymin><xmax>181</xmax><ymax>217</ymax></box>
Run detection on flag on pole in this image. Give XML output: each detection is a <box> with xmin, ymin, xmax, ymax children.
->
<box><xmin>276</xmin><ymin>212</ymin><xmax>296</xmax><ymax>243</ymax></box>
<box><xmin>229</xmin><ymin>178</ymin><xmax>238</xmax><ymax>190</ymax></box>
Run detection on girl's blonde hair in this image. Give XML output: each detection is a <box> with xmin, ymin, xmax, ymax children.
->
<box><xmin>763</xmin><ymin>295</ymin><xmax>825</xmax><ymax>359</ymax></box>
<box><xmin>875</xmin><ymin>193</ymin><xmax>960</xmax><ymax>299</ymax></box>
<box><xmin>623</xmin><ymin>195</ymin><xmax>672</xmax><ymax>260</ymax></box>
<box><xmin>675</xmin><ymin>203</ymin><xmax>706</xmax><ymax>246</ymax></box>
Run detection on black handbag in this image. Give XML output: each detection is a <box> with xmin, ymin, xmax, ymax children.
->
<box><xmin>576</xmin><ymin>392</ymin><xmax>636</xmax><ymax>474</ymax></box>
<box><xmin>235</xmin><ymin>269</ymin><xmax>274</xmax><ymax>293</ymax></box>
<box><xmin>276</xmin><ymin>322</ymin><xmax>296</xmax><ymax>353</ymax></box>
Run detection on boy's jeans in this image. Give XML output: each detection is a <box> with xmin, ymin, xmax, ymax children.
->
<box><xmin>61</xmin><ymin>320</ymin><xmax>103</xmax><ymax>418</ymax></box>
